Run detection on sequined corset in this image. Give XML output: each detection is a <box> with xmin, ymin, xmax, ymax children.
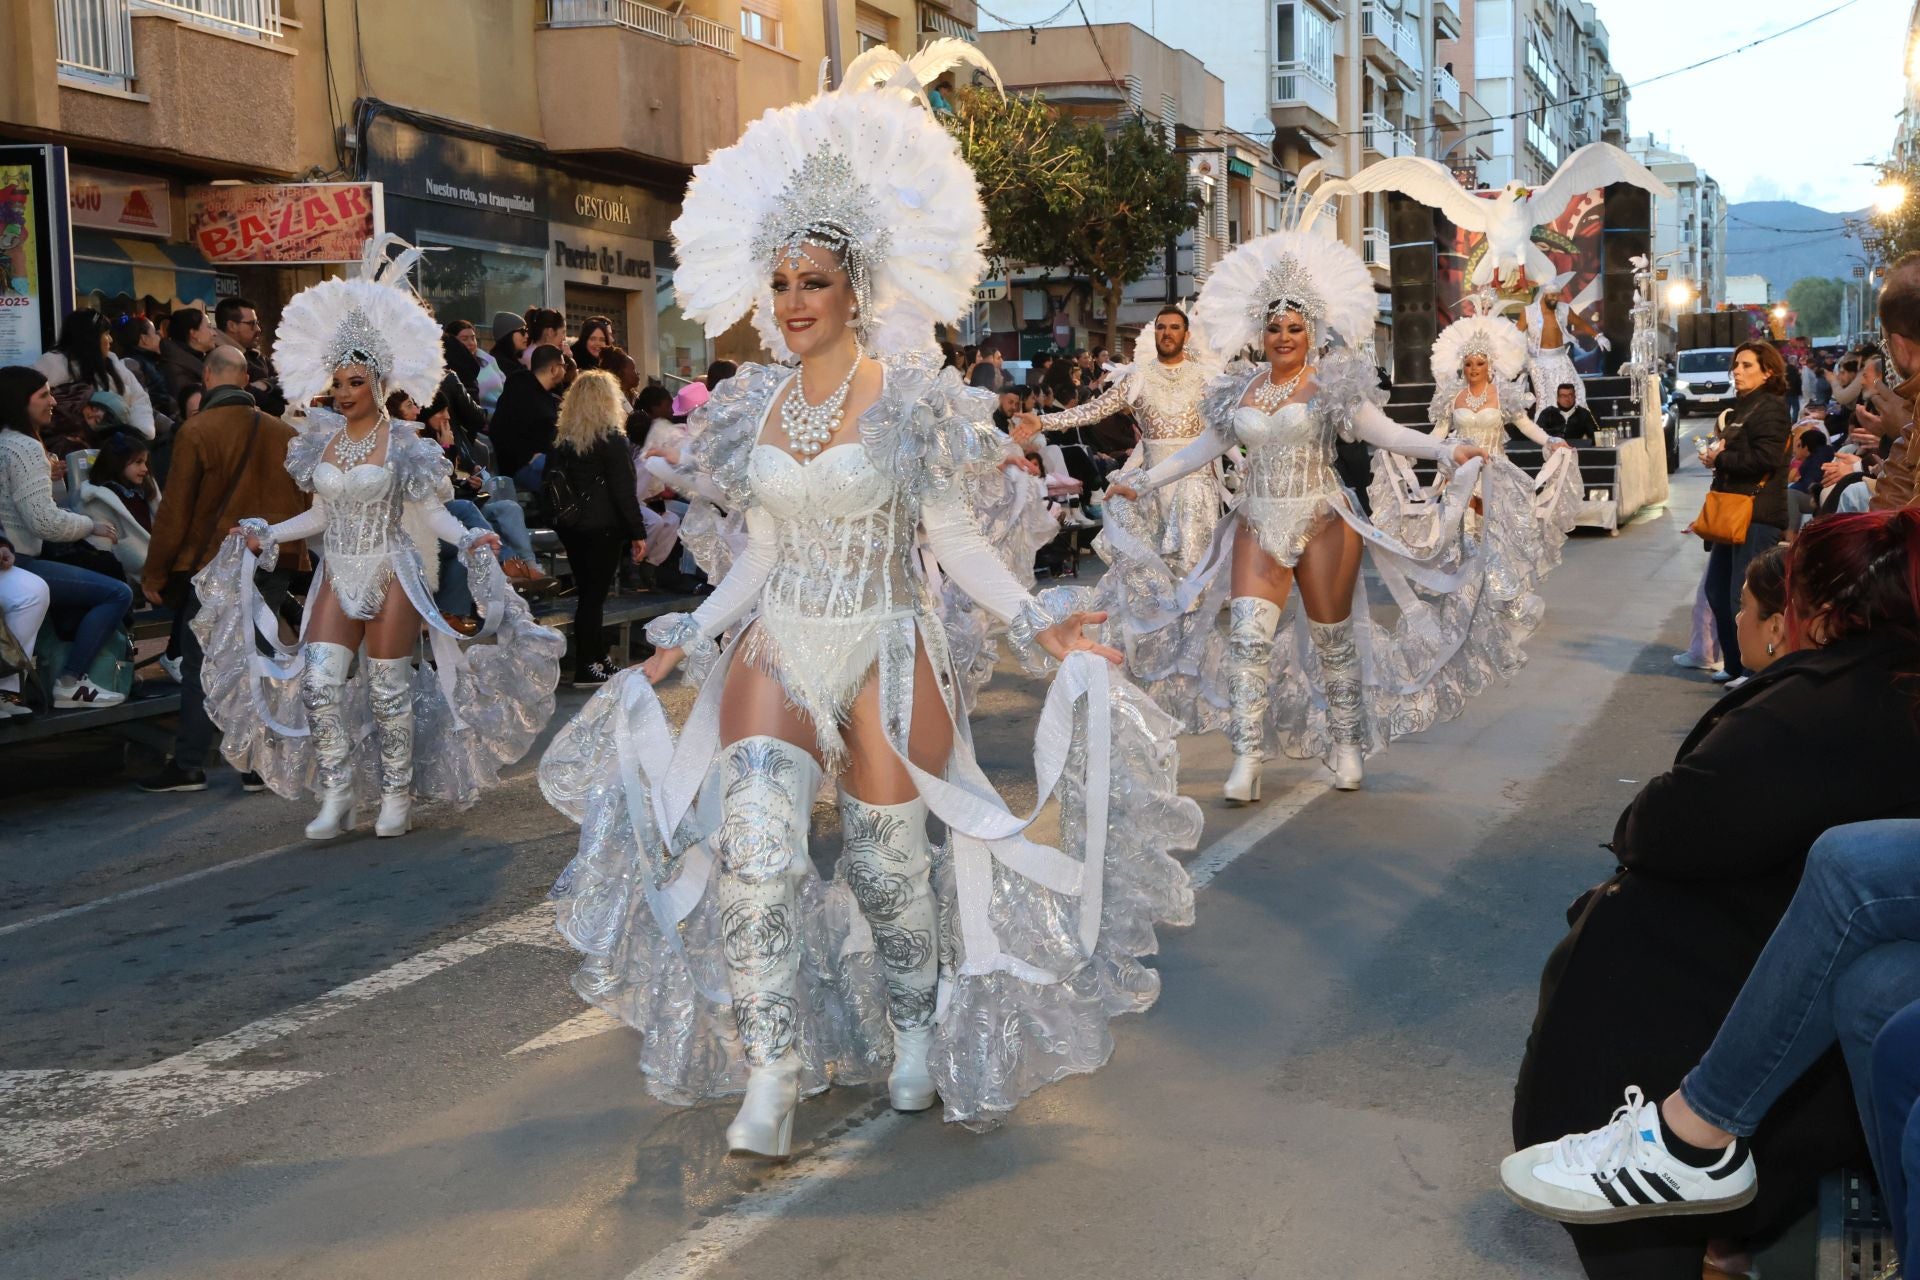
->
<box><xmin>1137</xmin><ymin>361</ymin><xmax>1210</xmax><ymax>440</ymax></box>
<box><xmin>1450</xmin><ymin>406</ymin><xmax>1509</xmax><ymax>456</ymax></box>
<box><xmin>1232</xmin><ymin>403</ymin><xmax>1341</xmax><ymax>502</ymax></box>
<box><xmin>312</xmin><ymin>461</ymin><xmax>403</xmax><ymax>617</ymax></box>
<box><xmin>749</xmin><ymin>443</ymin><xmax>921</xmax><ymax>624</ymax></box>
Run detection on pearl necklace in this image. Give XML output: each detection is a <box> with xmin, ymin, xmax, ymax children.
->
<box><xmin>781</xmin><ymin>356</ymin><xmax>861</xmax><ymax>459</ymax></box>
<box><xmin>333</xmin><ymin>418</ymin><xmax>384</xmax><ymax>470</ymax></box>
<box><xmin>1252</xmin><ymin>365</ymin><xmax>1307</xmax><ymax>413</ymax></box>
<box><xmin>1461</xmin><ymin>383</ymin><xmax>1493</xmax><ymax>411</ymax></box>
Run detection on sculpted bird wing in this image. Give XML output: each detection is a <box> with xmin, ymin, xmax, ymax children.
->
<box><xmin>1528</xmin><ymin>143</ymin><xmax>1674</xmax><ymax>219</ymax></box>
<box><xmin>906</xmin><ymin>37</ymin><xmax>1004</xmax><ymax>93</ymax></box>
<box><xmin>1341</xmin><ymin>157</ymin><xmax>1494</xmax><ymax>231</ymax></box>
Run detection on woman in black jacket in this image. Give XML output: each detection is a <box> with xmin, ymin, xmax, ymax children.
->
<box><xmin>548</xmin><ymin>369</ymin><xmax>647</xmax><ymax>687</ymax></box>
<box><xmin>1699</xmin><ymin>341</ymin><xmax>1794</xmax><ymax>680</ymax></box>
<box><xmin>1507</xmin><ymin>513</ymin><xmax>1920</xmax><ymax>1279</ymax></box>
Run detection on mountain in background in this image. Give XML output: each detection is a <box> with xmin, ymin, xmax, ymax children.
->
<box><xmin>1724</xmin><ymin>201</ymin><xmax>1866</xmax><ymax>298</ymax></box>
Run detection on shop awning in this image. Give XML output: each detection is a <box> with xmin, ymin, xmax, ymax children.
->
<box><xmin>72</xmin><ymin>229</ymin><xmax>223</xmax><ymax>310</ymax></box>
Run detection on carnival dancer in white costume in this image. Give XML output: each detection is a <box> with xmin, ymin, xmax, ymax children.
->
<box><xmin>1372</xmin><ymin>305</ymin><xmax>1584</xmax><ymax>591</ymax></box>
<box><xmin>538</xmin><ymin>55</ymin><xmax>1200</xmax><ymax>1156</ymax></box>
<box><xmin>1107</xmin><ymin>172</ymin><xmax>1552</xmax><ymax>800</ymax></box>
<box><xmin>194</xmin><ymin>238</ymin><xmax>565</xmax><ymax>840</ymax></box>
<box><xmin>1522</xmin><ymin>278</ymin><xmax>1608</xmax><ymax>410</ymax></box>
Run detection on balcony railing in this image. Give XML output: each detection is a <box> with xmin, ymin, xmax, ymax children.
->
<box><xmin>546</xmin><ymin>0</ymin><xmax>736</xmax><ymax>55</ymax></box>
<box><xmin>1360</xmin><ymin>1</ymin><xmax>1423</xmax><ymax>83</ymax></box>
<box><xmin>1271</xmin><ymin>59</ymin><xmax>1338</xmax><ymax>121</ymax></box>
<box><xmin>1362</xmin><ymin>226</ymin><xmax>1390</xmax><ymax>267</ymax></box>
<box><xmin>1434</xmin><ymin>66</ymin><xmax>1460</xmax><ymax>113</ymax></box>
<box><xmin>1361</xmin><ymin>113</ymin><xmax>1415</xmax><ymax>159</ymax></box>
<box><xmin>133</xmin><ymin>0</ymin><xmax>283</xmax><ymax>40</ymax></box>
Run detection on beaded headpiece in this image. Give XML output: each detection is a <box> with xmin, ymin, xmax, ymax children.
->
<box><xmin>748</xmin><ymin>149</ymin><xmax>893</xmax><ymax>348</ymax></box>
<box><xmin>272</xmin><ymin>236</ymin><xmax>445</xmax><ymax>409</ymax></box>
<box><xmin>1254</xmin><ymin>254</ymin><xmax>1329</xmax><ymax>340</ymax></box>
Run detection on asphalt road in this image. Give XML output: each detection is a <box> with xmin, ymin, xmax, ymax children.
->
<box><xmin>2</xmin><ymin>448</ymin><xmax>1777</xmax><ymax>1280</ymax></box>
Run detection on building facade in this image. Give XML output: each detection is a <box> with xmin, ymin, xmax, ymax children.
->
<box><xmin>2</xmin><ymin>0</ymin><xmax>976</xmax><ymax>381</ymax></box>
<box><xmin>1624</xmin><ymin>133</ymin><xmax>1726</xmax><ymax>310</ymax></box>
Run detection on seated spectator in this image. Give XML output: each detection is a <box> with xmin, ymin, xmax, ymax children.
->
<box><xmin>705</xmin><ymin>359</ymin><xmax>737</xmax><ymax>394</ymax></box>
<box><xmin>77</xmin><ymin>431</ymin><xmax>159</xmax><ymax>578</ymax></box>
<box><xmin>570</xmin><ymin>316</ymin><xmax>613</xmax><ymax>373</ymax></box>
<box><xmin>522</xmin><ymin>307</ymin><xmax>566</xmax><ymax>366</ymax></box>
<box><xmin>1870</xmin><ymin>994</ymin><xmax>1920</xmax><ymax>1263</ymax></box>
<box><xmin>1789</xmin><ymin>425</ymin><xmax>1837</xmax><ymax>531</ymax></box>
<box><xmin>671</xmin><ymin>379</ymin><xmax>709</xmax><ymax>421</ymax></box>
<box><xmin>625</xmin><ymin>384</ymin><xmax>675</xmax><ymax>450</ymax></box>
<box><xmin>488</xmin><ymin>312</ymin><xmax>528</xmax><ymax>394</ymax></box>
<box><xmin>1537</xmin><ymin>383</ymin><xmax>1600</xmax><ymax>441</ymax></box>
<box><xmin>393</xmin><ymin>391</ymin><xmax>550</xmax><ymax>591</ymax></box>
<box><xmin>1504</xmin><ymin>512</ymin><xmax>1920</xmax><ymax>1279</ymax></box>
<box><xmin>35</xmin><ymin>307</ymin><xmax>156</xmax><ymax>441</ymax></box>
<box><xmin>0</xmin><ymin>367</ymin><xmax>133</xmax><ymax>707</ymax></box>
<box><xmin>489</xmin><ymin>344</ymin><xmax>566</xmax><ymax>492</ymax></box>
<box><xmin>0</xmin><ymin>534</ymin><xmax>48</xmax><ymax>720</ymax></box>
<box><xmin>160</xmin><ymin>307</ymin><xmax>216</xmax><ymax>417</ymax></box>
<box><xmin>599</xmin><ymin>345</ymin><xmax>641</xmax><ymax>411</ymax></box>
<box><xmin>112</xmin><ymin>314</ymin><xmax>179</xmax><ymax>432</ymax></box>
<box><xmin>992</xmin><ymin>388</ymin><xmax>1021</xmax><ymax>434</ymax></box>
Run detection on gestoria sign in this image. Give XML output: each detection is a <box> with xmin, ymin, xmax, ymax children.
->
<box><xmin>188</xmin><ymin>182</ymin><xmax>384</xmax><ymax>263</ymax></box>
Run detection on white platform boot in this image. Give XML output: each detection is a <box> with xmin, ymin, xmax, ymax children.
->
<box><xmin>366</xmin><ymin>657</ymin><xmax>415</xmax><ymax>836</ymax></box>
<box><xmin>1224</xmin><ymin>598</ymin><xmax>1282</xmax><ymax>802</ymax></box>
<box><xmin>839</xmin><ymin>793</ymin><xmax>939</xmax><ymax>1112</ymax></box>
<box><xmin>300</xmin><ymin>642</ymin><xmax>355</xmax><ymax>840</ymax></box>
<box><xmin>1310</xmin><ymin>619</ymin><xmax>1366</xmax><ymax>791</ymax></box>
<box><xmin>715</xmin><ymin>736</ymin><xmax>821</xmax><ymax>1158</ymax></box>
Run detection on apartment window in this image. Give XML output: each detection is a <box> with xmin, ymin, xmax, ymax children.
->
<box><xmin>855</xmin><ymin>3</ymin><xmax>893</xmax><ymax>52</ymax></box>
<box><xmin>741</xmin><ymin>1</ymin><xmax>782</xmax><ymax>48</ymax></box>
<box><xmin>1260</xmin><ymin>192</ymin><xmax>1282</xmax><ymax>235</ymax></box>
<box><xmin>1274</xmin><ymin>2</ymin><xmax>1335</xmax><ymax>84</ymax></box>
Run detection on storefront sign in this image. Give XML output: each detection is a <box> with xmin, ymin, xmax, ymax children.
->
<box><xmin>551</xmin><ymin>229</ymin><xmax>652</xmax><ymax>284</ymax></box>
<box><xmin>572</xmin><ymin>193</ymin><xmax>633</xmax><ymax>226</ymax></box>
<box><xmin>188</xmin><ymin>183</ymin><xmax>383</xmax><ymax>263</ymax></box>
<box><xmin>550</xmin><ymin>174</ymin><xmax>673</xmax><ymax>239</ymax></box>
<box><xmin>0</xmin><ymin>145</ymin><xmax>75</xmax><ymax>365</ymax></box>
<box><xmin>69</xmin><ymin>165</ymin><xmax>173</xmax><ymax>238</ymax></box>
<box><xmin>366</xmin><ymin>116</ymin><xmax>548</xmax><ymax>223</ymax></box>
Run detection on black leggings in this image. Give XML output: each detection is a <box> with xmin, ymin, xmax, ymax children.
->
<box><xmin>557</xmin><ymin>526</ymin><xmax>624</xmax><ymax>676</ymax></box>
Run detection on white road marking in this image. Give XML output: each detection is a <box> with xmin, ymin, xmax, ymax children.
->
<box><xmin>0</xmin><ymin>843</ymin><xmax>308</xmax><ymax>939</ymax></box>
<box><xmin>509</xmin><ymin>1007</ymin><xmax>622</xmax><ymax>1055</ymax></box>
<box><xmin>616</xmin><ymin>769</ymin><xmax>1331</xmax><ymax>1279</ymax></box>
<box><xmin>3</xmin><ymin>904</ymin><xmax>566</xmax><ymax>1179</ymax></box>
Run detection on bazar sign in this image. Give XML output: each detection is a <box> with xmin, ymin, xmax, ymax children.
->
<box><xmin>188</xmin><ymin>183</ymin><xmax>383</xmax><ymax>263</ymax></box>
<box><xmin>69</xmin><ymin>165</ymin><xmax>173</xmax><ymax>238</ymax></box>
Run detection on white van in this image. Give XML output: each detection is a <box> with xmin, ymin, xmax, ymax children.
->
<box><xmin>1673</xmin><ymin>347</ymin><xmax>1736</xmax><ymax>417</ymax></box>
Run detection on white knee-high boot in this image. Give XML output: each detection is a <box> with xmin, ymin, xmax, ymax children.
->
<box><xmin>300</xmin><ymin>642</ymin><xmax>355</xmax><ymax>840</ymax></box>
<box><xmin>1225</xmin><ymin>598</ymin><xmax>1282</xmax><ymax>802</ymax></box>
<box><xmin>716</xmin><ymin>735</ymin><xmax>821</xmax><ymax>1157</ymax></box>
<box><xmin>838</xmin><ymin>792</ymin><xmax>939</xmax><ymax>1112</ymax></box>
<box><xmin>365</xmin><ymin>657</ymin><xmax>414</xmax><ymax>837</ymax></box>
<box><xmin>1309</xmin><ymin>619</ymin><xmax>1365</xmax><ymax>790</ymax></box>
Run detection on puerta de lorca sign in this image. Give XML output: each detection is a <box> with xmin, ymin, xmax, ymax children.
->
<box><xmin>553</xmin><ymin>235</ymin><xmax>651</xmax><ymax>282</ymax></box>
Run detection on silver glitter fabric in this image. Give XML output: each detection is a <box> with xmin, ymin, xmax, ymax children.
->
<box><xmin>1226</xmin><ymin>598</ymin><xmax>1281</xmax><ymax>759</ymax></box>
<box><xmin>365</xmin><ymin>657</ymin><xmax>415</xmax><ymax>797</ymax></box>
<box><xmin>300</xmin><ymin>641</ymin><xmax>355</xmax><ymax>799</ymax></box>
<box><xmin>715</xmin><ymin>736</ymin><xmax>817</xmax><ymax>1068</ymax></box>
<box><xmin>838</xmin><ymin>793</ymin><xmax>938</xmax><ymax>1032</ymax></box>
<box><xmin>1308</xmin><ymin>619</ymin><xmax>1364</xmax><ymax>747</ymax></box>
<box><xmin>1528</xmin><ymin>343</ymin><xmax>1587</xmax><ymax>409</ymax></box>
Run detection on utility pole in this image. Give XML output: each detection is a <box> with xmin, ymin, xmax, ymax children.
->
<box><xmin>822</xmin><ymin>0</ymin><xmax>844</xmax><ymax>89</ymax></box>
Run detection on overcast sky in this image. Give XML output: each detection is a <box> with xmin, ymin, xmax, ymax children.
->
<box><xmin>1603</xmin><ymin>0</ymin><xmax>1910</xmax><ymax>211</ymax></box>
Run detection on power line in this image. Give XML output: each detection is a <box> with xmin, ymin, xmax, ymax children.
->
<box><xmin>1728</xmin><ymin>212</ymin><xmax>1855</xmax><ymax>234</ymax></box>
<box><xmin>974</xmin><ymin>0</ymin><xmax>1076</xmax><ymax>29</ymax></box>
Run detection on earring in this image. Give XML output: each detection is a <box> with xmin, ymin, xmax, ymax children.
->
<box><xmin>1766</xmin><ymin>641</ymin><xmax>1776</xmax><ymax>655</ymax></box>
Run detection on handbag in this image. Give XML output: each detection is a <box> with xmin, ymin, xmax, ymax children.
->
<box><xmin>164</xmin><ymin>411</ymin><xmax>260</xmax><ymax>609</ymax></box>
<box><xmin>543</xmin><ymin>455</ymin><xmax>587</xmax><ymax>528</ymax></box>
<box><xmin>1690</xmin><ymin>415</ymin><xmax>1790</xmax><ymax>546</ymax></box>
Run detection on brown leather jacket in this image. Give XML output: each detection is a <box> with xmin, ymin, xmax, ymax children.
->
<box><xmin>1869</xmin><ymin>371</ymin><xmax>1920</xmax><ymax>511</ymax></box>
<box><xmin>141</xmin><ymin>390</ymin><xmax>308</xmax><ymax>597</ymax></box>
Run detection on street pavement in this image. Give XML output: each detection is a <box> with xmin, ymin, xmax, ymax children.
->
<box><xmin>1</xmin><ymin>445</ymin><xmax>1779</xmax><ymax>1279</ymax></box>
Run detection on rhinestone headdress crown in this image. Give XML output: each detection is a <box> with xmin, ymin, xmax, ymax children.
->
<box><xmin>325</xmin><ymin>305</ymin><xmax>395</xmax><ymax>380</ymax></box>
<box><xmin>1252</xmin><ymin>253</ymin><xmax>1327</xmax><ymax>333</ymax></box>
<box><xmin>750</xmin><ymin>148</ymin><xmax>893</xmax><ymax>346</ymax></box>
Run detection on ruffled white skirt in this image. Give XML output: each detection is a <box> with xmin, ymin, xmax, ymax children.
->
<box><xmin>191</xmin><ymin>535</ymin><xmax>565</xmax><ymax>807</ymax></box>
<box><xmin>539</xmin><ymin>590</ymin><xmax>1201</xmax><ymax>1129</ymax></box>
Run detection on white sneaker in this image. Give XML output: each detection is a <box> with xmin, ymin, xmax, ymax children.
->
<box><xmin>1500</xmin><ymin>1086</ymin><xmax>1757</xmax><ymax>1224</ymax></box>
<box><xmin>1671</xmin><ymin>653</ymin><xmax>1723</xmax><ymax>672</ymax></box>
<box><xmin>53</xmin><ymin>675</ymin><xmax>126</xmax><ymax>708</ymax></box>
<box><xmin>157</xmin><ymin>654</ymin><xmax>184</xmax><ymax>684</ymax></box>
<box><xmin>1722</xmin><ymin>675</ymin><xmax>1751</xmax><ymax>692</ymax></box>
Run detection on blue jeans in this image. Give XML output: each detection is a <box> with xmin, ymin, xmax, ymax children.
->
<box><xmin>1702</xmin><ymin>520</ymin><xmax>1782</xmax><ymax>678</ymax></box>
<box><xmin>480</xmin><ymin>496</ymin><xmax>537</xmax><ymax>566</ymax></box>
<box><xmin>1681</xmin><ymin>820</ymin><xmax>1920</xmax><ymax>1140</ymax></box>
<box><xmin>435</xmin><ymin>500</ymin><xmax>491</xmax><ymax>619</ymax></box>
<box><xmin>16</xmin><ymin>554</ymin><xmax>133</xmax><ymax>680</ymax></box>
<box><xmin>1870</xmin><ymin>998</ymin><xmax>1920</xmax><ymax>1259</ymax></box>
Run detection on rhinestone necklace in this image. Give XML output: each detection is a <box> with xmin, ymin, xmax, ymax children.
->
<box><xmin>1461</xmin><ymin>383</ymin><xmax>1494</xmax><ymax>411</ymax></box>
<box><xmin>333</xmin><ymin>418</ymin><xmax>384</xmax><ymax>470</ymax></box>
<box><xmin>1252</xmin><ymin>365</ymin><xmax>1308</xmax><ymax>413</ymax></box>
<box><xmin>780</xmin><ymin>356</ymin><xmax>861</xmax><ymax>458</ymax></box>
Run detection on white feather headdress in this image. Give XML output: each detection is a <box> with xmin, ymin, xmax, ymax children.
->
<box><xmin>1193</xmin><ymin>165</ymin><xmax>1374</xmax><ymax>357</ymax></box>
<box><xmin>671</xmin><ymin>51</ymin><xmax>989</xmax><ymax>362</ymax></box>
<box><xmin>1432</xmin><ymin>305</ymin><xmax>1529</xmax><ymax>383</ymax></box>
<box><xmin>272</xmin><ymin>235</ymin><xmax>446</xmax><ymax>409</ymax></box>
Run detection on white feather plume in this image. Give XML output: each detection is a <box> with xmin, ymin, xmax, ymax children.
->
<box><xmin>1194</xmin><ymin>228</ymin><xmax>1375</xmax><ymax>359</ymax></box>
<box><xmin>671</xmin><ymin>83</ymin><xmax>986</xmax><ymax>361</ymax></box>
<box><xmin>272</xmin><ymin>235</ymin><xmax>445</xmax><ymax>410</ymax></box>
<box><xmin>1432</xmin><ymin>311</ymin><xmax>1529</xmax><ymax>383</ymax></box>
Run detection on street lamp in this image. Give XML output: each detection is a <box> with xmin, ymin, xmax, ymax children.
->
<box><xmin>1667</xmin><ymin>281</ymin><xmax>1695</xmax><ymax>309</ymax></box>
<box><xmin>1875</xmin><ymin>179</ymin><xmax>1909</xmax><ymax>216</ymax></box>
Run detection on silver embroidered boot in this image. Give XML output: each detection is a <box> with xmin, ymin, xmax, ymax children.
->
<box><xmin>1224</xmin><ymin>598</ymin><xmax>1283</xmax><ymax>803</ymax></box>
<box><xmin>838</xmin><ymin>793</ymin><xmax>939</xmax><ymax>1112</ymax></box>
<box><xmin>365</xmin><ymin>657</ymin><xmax>415</xmax><ymax>837</ymax></box>
<box><xmin>300</xmin><ymin>642</ymin><xmax>356</xmax><ymax>840</ymax></box>
<box><xmin>716</xmin><ymin>735</ymin><xmax>821</xmax><ymax>1158</ymax></box>
<box><xmin>1310</xmin><ymin>619</ymin><xmax>1366</xmax><ymax>791</ymax></box>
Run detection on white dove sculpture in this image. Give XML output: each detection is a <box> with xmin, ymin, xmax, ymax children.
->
<box><xmin>1337</xmin><ymin>143</ymin><xmax>1673</xmax><ymax>288</ymax></box>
